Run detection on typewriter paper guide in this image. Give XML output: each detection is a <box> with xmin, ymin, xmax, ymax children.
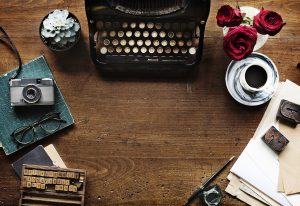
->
<box><xmin>0</xmin><ymin>56</ymin><xmax>74</xmax><ymax>155</ymax></box>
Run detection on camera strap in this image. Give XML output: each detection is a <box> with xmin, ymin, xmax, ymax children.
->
<box><xmin>0</xmin><ymin>26</ymin><xmax>22</xmax><ymax>81</ymax></box>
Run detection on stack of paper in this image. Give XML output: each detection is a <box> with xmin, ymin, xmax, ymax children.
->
<box><xmin>226</xmin><ymin>80</ymin><xmax>300</xmax><ymax>206</ymax></box>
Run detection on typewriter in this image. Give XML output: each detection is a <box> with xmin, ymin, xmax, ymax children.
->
<box><xmin>85</xmin><ymin>0</ymin><xmax>210</xmax><ymax>75</ymax></box>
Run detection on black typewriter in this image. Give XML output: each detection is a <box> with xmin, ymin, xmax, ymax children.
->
<box><xmin>85</xmin><ymin>0</ymin><xmax>210</xmax><ymax>75</ymax></box>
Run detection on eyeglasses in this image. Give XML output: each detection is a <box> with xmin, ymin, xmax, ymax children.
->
<box><xmin>11</xmin><ymin>112</ymin><xmax>67</xmax><ymax>146</ymax></box>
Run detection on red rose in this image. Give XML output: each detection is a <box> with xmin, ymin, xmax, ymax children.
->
<box><xmin>223</xmin><ymin>26</ymin><xmax>257</xmax><ymax>60</ymax></box>
<box><xmin>253</xmin><ymin>8</ymin><xmax>285</xmax><ymax>36</ymax></box>
<box><xmin>216</xmin><ymin>5</ymin><xmax>243</xmax><ymax>27</ymax></box>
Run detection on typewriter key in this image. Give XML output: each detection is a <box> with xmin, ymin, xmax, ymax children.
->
<box><xmin>168</xmin><ymin>32</ymin><xmax>175</xmax><ymax>38</ymax></box>
<box><xmin>165</xmin><ymin>47</ymin><xmax>171</xmax><ymax>54</ymax></box>
<box><xmin>126</xmin><ymin>31</ymin><xmax>132</xmax><ymax>37</ymax></box>
<box><xmin>128</xmin><ymin>40</ymin><xmax>135</xmax><ymax>46</ymax></box>
<box><xmin>189</xmin><ymin>47</ymin><xmax>197</xmax><ymax>55</ymax></box>
<box><xmin>151</xmin><ymin>31</ymin><xmax>158</xmax><ymax>38</ymax></box>
<box><xmin>104</xmin><ymin>22</ymin><xmax>112</xmax><ymax>28</ymax></box>
<box><xmin>164</xmin><ymin>23</ymin><xmax>171</xmax><ymax>30</ymax></box>
<box><xmin>181</xmin><ymin>48</ymin><xmax>187</xmax><ymax>54</ymax></box>
<box><xmin>120</xmin><ymin>39</ymin><xmax>126</xmax><ymax>46</ymax></box>
<box><xmin>159</xmin><ymin>31</ymin><xmax>166</xmax><ymax>38</ymax></box>
<box><xmin>115</xmin><ymin>47</ymin><xmax>122</xmax><ymax>53</ymax></box>
<box><xmin>103</xmin><ymin>39</ymin><xmax>110</xmax><ymax>46</ymax></box>
<box><xmin>155</xmin><ymin>23</ymin><xmax>162</xmax><ymax>30</ymax></box>
<box><xmin>145</xmin><ymin>40</ymin><xmax>151</xmax><ymax>46</ymax></box>
<box><xmin>149</xmin><ymin>47</ymin><xmax>155</xmax><ymax>54</ymax></box>
<box><xmin>137</xmin><ymin>40</ymin><xmax>143</xmax><ymax>46</ymax></box>
<box><xmin>130</xmin><ymin>22</ymin><xmax>137</xmax><ymax>28</ymax></box>
<box><xmin>141</xmin><ymin>47</ymin><xmax>147</xmax><ymax>53</ymax></box>
<box><xmin>157</xmin><ymin>47</ymin><xmax>163</xmax><ymax>54</ymax></box>
<box><xmin>170</xmin><ymin>40</ymin><xmax>176</xmax><ymax>47</ymax></box>
<box><xmin>112</xmin><ymin>39</ymin><xmax>119</xmax><ymax>46</ymax></box>
<box><xmin>118</xmin><ymin>31</ymin><xmax>124</xmax><ymax>38</ymax></box>
<box><xmin>184</xmin><ymin>32</ymin><xmax>191</xmax><ymax>39</ymax></box>
<box><xmin>100</xmin><ymin>47</ymin><xmax>107</xmax><ymax>54</ymax></box>
<box><xmin>176</xmin><ymin>32</ymin><xmax>183</xmax><ymax>38</ymax></box>
<box><xmin>124</xmin><ymin>47</ymin><xmax>130</xmax><ymax>53</ymax></box>
<box><xmin>96</xmin><ymin>21</ymin><xmax>104</xmax><ymax>30</ymax></box>
<box><xmin>122</xmin><ymin>22</ymin><xmax>128</xmax><ymax>28</ymax></box>
<box><xmin>178</xmin><ymin>40</ymin><xmax>184</xmax><ymax>47</ymax></box>
<box><xmin>101</xmin><ymin>31</ymin><xmax>107</xmax><ymax>38</ymax></box>
<box><xmin>147</xmin><ymin>22</ymin><xmax>154</xmax><ymax>29</ymax></box>
<box><xmin>112</xmin><ymin>22</ymin><xmax>120</xmax><ymax>28</ymax></box>
<box><xmin>173</xmin><ymin>47</ymin><xmax>179</xmax><ymax>54</ymax></box>
<box><xmin>161</xmin><ymin>40</ymin><xmax>167</xmax><ymax>47</ymax></box>
<box><xmin>139</xmin><ymin>22</ymin><xmax>145</xmax><ymax>29</ymax></box>
<box><xmin>134</xmin><ymin>31</ymin><xmax>141</xmax><ymax>38</ymax></box>
<box><xmin>143</xmin><ymin>31</ymin><xmax>149</xmax><ymax>38</ymax></box>
<box><xmin>110</xmin><ymin>31</ymin><xmax>116</xmax><ymax>37</ymax></box>
<box><xmin>133</xmin><ymin>47</ymin><xmax>139</xmax><ymax>53</ymax></box>
<box><xmin>186</xmin><ymin>40</ymin><xmax>192</xmax><ymax>47</ymax></box>
<box><xmin>153</xmin><ymin>40</ymin><xmax>159</xmax><ymax>47</ymax></box>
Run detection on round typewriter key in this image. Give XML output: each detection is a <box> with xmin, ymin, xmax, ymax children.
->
<box><xmin>122</xmin><ymin>22</ymin><xmax>128</xmax><ymax>28</ymax></box>
<box><xmin>181</xmin><ymin>48</ymin><xmax>187</xmax><ymax>54</ymax></box>
<box><xmin>137</xmin><ymin>40</ymin><xmax>143</xmax><ymax>46</ymax></box>
<box><xmin>151</xmin><ymin>31</ymin><xmax>158</xmax><ymax>38</ymax></box>
<box><xmin>96</xmin><ymin>21</ymin><xmax>104</xmax><ymax>30</ymax></box>
<box><xmin>170</xmin><ymin>40</ymin><xmax>176</xmax><ymax>47</ymax></box>
<box><xmin>134</xmin><ymin>31</ymin><xmax>141</xmax><ymax>38</ymax></box>
<box><xmin>103</xmin><ymin>39</ymin><xmax>110</xmax><ymax>46</ymax></box>
<box><xmin>176</xmin><ymin>32</ymin><xmax>183</xmax><ymax>38</ymax></box>
<box><xmin>100</xmin><ymin>47</ymin><xmax>107</xmax><ymax>54</ymax></box>
<box><xmin>178</xmin><ymin>40</ymin><xmax>184</xmax><ymax>47</ymax></box>
<box><xmin>143</xmin><ymin>31</ymin><xmax>149</xmax><ymax>38</ymax></box>
<box><xmin>173</xmin><ymin>47</ymin><xmax>179</xmax><ymax>54</ymax></box>
<box><xmin>101</xmin><ymin>31</ymin><xmax>107</xmax><ymax>38</ymax></box>
<box><xmin>189</xmin><ymin>47</ymin><xmax>197</xmax><ymax>55</ymax></box>
<box><xmin>130</xmin><ymin>22</ymin><xmax>137</xmax><ymax>28</ymax></box>
<box><xmin>112</xmin><ymin>39</ymin><xmax>119</xmax><ymax>46</ymax></box>
<box><xmin>164</xmin><ymin>23</ymin><xmax>171</xmax><ymax>30</ymax></box>
<box><xmin>168</xmin><ymin>32</ymin><xmax>174</xmax><ymax>38</ymax></box>
<box><xmin>153</xmin><ymin>40</ymin><xmax>159</xmax><ymax>47</ymax></box>
<box><xmin>116</xmin><ymin>47</ymin><xmax>122</xmax><ymax>53</ymax></box>
<box><xmin>147</xmin><ymin>22</ymin><xmax>154</xmax><ymax>29</ymax></box>
<box><xmin>184</xmin><ymin>32</ymin><xmax>191</xmax><ymax>39</ymax></box>
<box><xmin>124</xmin><ymin>47</ymin><xmax>131</xmax><ymax>53</ymax></box>
<box><xmin>108</xmin><ymin>47</ymin><xmax>114</xmax><ymax>53</ymax></box>
<box><xmin>126</xmin><ymin>31</ymin><xmax>132</xmax><ymax>37</ymax></box>
<box><xmin>186</xmin><ymin>40</ymin><xmax>192</xmax><ymax>47</ymax></box>
<box><xmin>145</xmin><ymin>40</ymin><xmax>151</xmax><ymax>46</ymax></box>
<box><xmin>139</xmin><ymin>22</ymin><xmax>145</xmax><ymax>29</ymax></box>
<box><xmin>155</xmin><ymin>23</ymin><xmax>162</xmax><ymax>30</ymax></box>
<box><xmin>112</xmin><ymin>22</ymin><xmax>120</xmax><ymax>28</ymax></box>
<box><xmin>133</xmin><ymin>47</ymin><xmax>139</xmax><ymax>53</ymax></box>
<box><xmin>118</xmin><ymin>31</ymin><xmax>124</xmax><ymax>38</ymax></box>
<box><xmin>141</xmin><ymin>47</ymin><xmax>147</xmax><ymax>53</ymax></box>
<box><xmin>161</xmin><ymin>40</ymin><xmax>167</xmax><ymax>47</ymax></box>
<box><xmin>128</xmin><ymin>40</ymin><xmax>135</xmax><ymax>46</ymax></box>
<box><xmin>110</xmin><ymin>31</ymin><xmax>116</xmax><ymax>37</ymax></box>
<box><xmin>149</xmin><ymin>47</ymin><xmax>155</xmax><ymax>54</ymax></box>
<box><xmin>104</xmin><ymin>22</ymin><xmax>112</xmax><ymax>28</ymax></box>
<box><xmin>120</xmin><ymin>39</ymin><xmax>127</xmax><ymax>46</ymax></box>
<box><xmin>159</xmin><ymin>31</ymin><xmax>166</xmax><ymax>38</ymax></box>
<box><xmin>165</xmin><ymin>47</ymin><xmax>171</xmax><ymax>54</ymax></box>
<box><xmin>157</xmin><ymin>47</ymin><xmax>163</xmax><ymax>54</ymax></box>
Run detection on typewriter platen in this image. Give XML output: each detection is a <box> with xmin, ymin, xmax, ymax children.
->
<box><xmin>85</xmin><ymin>0</ymin><xmax>210</xmax><ymax>75</ymax></box>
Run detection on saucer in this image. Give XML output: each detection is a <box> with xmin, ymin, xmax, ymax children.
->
<box><xmin>225</xmin><ymin>52</ymin><xmax>279</xmax><ymax>106</ymax></box>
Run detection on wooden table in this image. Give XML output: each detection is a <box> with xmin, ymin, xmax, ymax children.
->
<box><xmin>0</xmin><ymin>1</ymin><xmax>299</xmax><ymax>205</ymax></box>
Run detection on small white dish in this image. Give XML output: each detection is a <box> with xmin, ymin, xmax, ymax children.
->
<box><xmin>225</xmin><ymin>52</ymin><xmax>279</xmax><ymax>106</ymax></box>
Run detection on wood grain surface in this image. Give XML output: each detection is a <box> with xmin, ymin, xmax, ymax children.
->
<box><xmin>0</xmin><ymin>0</ymin><xmax>299</xmax><ymax>205</ymax></box>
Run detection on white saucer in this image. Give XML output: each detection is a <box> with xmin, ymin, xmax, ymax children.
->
<box><xmin>225</xmin><ymin>52</ymin><xmax>279</xmax><ymax>106</ymax></box>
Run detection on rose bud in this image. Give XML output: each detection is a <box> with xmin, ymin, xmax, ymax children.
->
<box><xmin>253</xmin><ymin>8</ymin><xmax>286</xmax><ymax>36</ymax></box>
<box><xmin>223</xmin><ymin>26</ymin><xmax>257</xmax><ymax>60</ymax></box>
<box><xmin>216</xmin><ymin>5</ymin><xmax>243</xmax><ymax>27</ymax></box>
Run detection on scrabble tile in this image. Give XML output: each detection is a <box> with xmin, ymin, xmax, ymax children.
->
<box><xmin>74</xmin><ymin>186</ymin><xmax>77</xmax><ymax>192</ymax></box>
<box><xmin>26</xmin><ymin>182</ymin><xmax>31</xmax><ymax>188</ymax></box>
<box><xmin>40</xmin><ymin>178</ymin><xmax>45</xmax><ymax>184</ymax></box>
<box><xmin>49</xmin><ymin>171</ymin><xmax>54</xmax><ymax>177</ymax></box>
<box><xmin>48</xmin><ymin>178</ymin><xmax>53</xmax><ymax>184</ymax></box>
<box><xmin>54</xmin><ymin>172</ymin><xmax>58</xmax><ymax>178</ymax></box>
<box><xmin>32</xmin><ymin>183</ymin><xmax>37</xmax><ymax>188</ymax></box>
<box><xmin>24</xmin><ymin>169</ymin><xmax>29</xmax><ymax>175</ymax></box>
<box><xmin>36</xmin><ymin>183</ymin><xmax>41</xmax><ymax>189</ymax></box>
<box><xmin>65</xmin><ymin>179</ymin><xmax>70</xmax><ymax>185</ymax></box>
<box><xmin>55</xmin><ymin>185</ymin><xmax>60</xmax><ymax>191</ymax></box>
<box><xmin>57</xmin><ymin>179</ymin><xmax>62</xmax><ymax>184</ymax></box>
<box><xmin>28</xmin><ymin>170</ymin><xmax>33</xmax><ymax>175</ymax></box>
<box><xmin>64</xmin><ymin>185</ymin><xmax>68</xmax><ymax>191</ymax></box>
<box><xmin>40</xmin><ymin>171</ymin><xmax>45</xmax><ymax>176</ymax></box>
<box><xmin>53</xmin><ymin>178</ymin><xmax>57</xmax><ymax>184</ymax></box>
<box><xmin>59</xmin><ymin>185</ymin><xmax>64</xmax><ymax>191</ymax></box>
<box><xmin>27</xmin><ymin>176</ymin><xmax>31</xmax><ymax>182</ymax></box>
<box><xmin>41</xmin><ymin>183</ymin><xmax>46</xmax><ymax>190</ymax></box>
<box><xmin>31</xmin><ymin>177</ymin><xmax>36</xmax><ymax>183</ymax></box>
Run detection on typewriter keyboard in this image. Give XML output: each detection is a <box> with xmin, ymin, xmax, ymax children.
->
<box><xmin>94</xmin><ymin>20</ymin><xmax>201</xmax><ymax>64</ymax></box>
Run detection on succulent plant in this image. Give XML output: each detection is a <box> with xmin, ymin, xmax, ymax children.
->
<box><xmin>41</xmin><ymin>9</ymin><xmax>80</xmax><ymax>48</ymax></box>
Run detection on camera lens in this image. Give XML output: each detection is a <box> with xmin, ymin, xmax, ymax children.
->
<box><xmin>22</xmin><ymin>85</ymin><xmax>41</xmax><ymax>104</ymax></box>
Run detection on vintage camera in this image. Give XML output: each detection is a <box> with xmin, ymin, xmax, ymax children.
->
<box><xmin>9</xmin><ymin>78</ymin><xmax>55</xmax><ymax>106</ymax></box>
